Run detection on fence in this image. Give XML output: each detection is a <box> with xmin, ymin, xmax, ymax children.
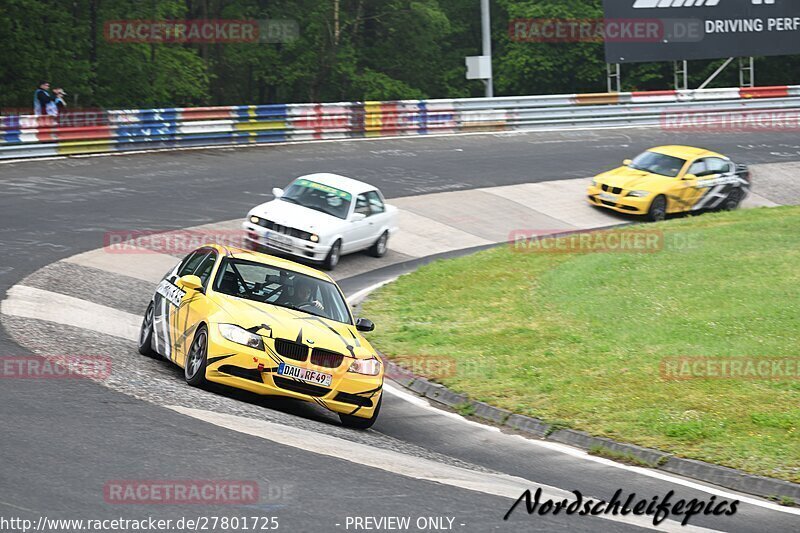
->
<box><xmin>2</xmin><ymin>85</ymin><xmax>800</xmax><ymax>160</ymax></box>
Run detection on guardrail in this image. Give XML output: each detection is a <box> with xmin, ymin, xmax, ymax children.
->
<box><xmin>2</xmin><ymin>85</ymin><xmax>800</xmax><ymax>160</ymax></box>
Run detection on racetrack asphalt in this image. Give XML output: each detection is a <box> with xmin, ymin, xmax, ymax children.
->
<box><xmin>2</xmin><ymin>129</ymin><xmax>800</xmax><ymax>532</ymax></box>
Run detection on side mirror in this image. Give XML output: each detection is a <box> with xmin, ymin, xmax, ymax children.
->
<box><xmin>178</xmin><ymin>274</ymin><xmax>203</xmax><ymax>293</ymax></box>
<box><xmin>355</xmin><ymin>318</ymin><xmax>375</xmax><ymax>332</ymax></box>
<box><xmin>683</xmin><ymin>174</ymin><xmax>698</xmax><ymax>181</ymax></box>
<box><xmin>623</xmin><ymin>159</ymin><xmax>633</xmax><ymax>166</ymax></box>
<box><xmin>272</xmin><ymin>187</ymin><xmax>284</xmax><ymax>198</ymax></box>
<box><xmin>351</xmin><ymin>212</ymin><xmax>367</xmax><ymax>222</ymax></box>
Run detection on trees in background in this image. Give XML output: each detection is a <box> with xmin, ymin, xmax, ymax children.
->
<box><xmin>0</xmin><ymin>0</ymin><xmax>798</xmax><ymax>110</ymax></box>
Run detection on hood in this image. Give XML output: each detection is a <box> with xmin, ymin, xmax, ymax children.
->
<box><xmin>595</xmin><ymin>166</ymin><xmax>676</xmax><ymax>191</ymax></box>
<box><xmin>249</xmin><ymin>199</ymin><xmax>345</xmax><ymax>232</ymax></box>
<box><xmin>208</xmin><ymin>293</ymin><xmax>375</xmax><ymax>359</ymax></box>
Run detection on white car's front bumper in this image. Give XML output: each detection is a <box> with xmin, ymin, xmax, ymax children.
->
<box><xmin>242</xmin><ymin>223</ymin><xmax>331</xmax><ymax>262</ymax></box>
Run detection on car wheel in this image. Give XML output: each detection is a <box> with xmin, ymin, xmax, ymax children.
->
<box><xmin>339</xmin><ymin>396</ymin><xmax>382</xmax><ymax>430</ymax></box>
<box><xmin>647</xmin><ymin>195</ymin><xmax>667</xmax><ymax>222</ymax></box>
<box><xmin>369</xmin><ymin>231</ymin><xmax>389</xmax><ymax>258</ymax></box>
<box><xmin>137</xmin><ymin>302</ymin><xmax>156</xmax><ymax>356</ymax></box>
<box><xmin>722</xmin><ymin>188</ymin><xmax>744</xmax><ymax>211</ymax></box>
<box><xmin>184</xmin><ymin>325</ymin><xmax>209</xmax><ymax>387</ymax></box>
<box><xmin>323</xmin><ymin>240</ymin><xmax>341</xmax><ymax>271</ymax></box>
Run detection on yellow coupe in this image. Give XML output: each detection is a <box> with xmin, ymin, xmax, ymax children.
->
<box><xmin>137</xmin><ymin>244</ymin><xmax>384</xmax><ymax>429</ymax></box>
<box><xmin>587</xmin><ymin>145</ymin><xmax>750</xmax><ymax>221</ymax></box>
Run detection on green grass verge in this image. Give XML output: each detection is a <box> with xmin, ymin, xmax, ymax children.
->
<box><xmin>364</xmin><ymin>206</ymin><xmax>800</xmax><ymax>482</ymax></box>
<box><xmin>587</xmin><ymin>445</ymin><xmax>661</xmax><ymax>468</ymax></box>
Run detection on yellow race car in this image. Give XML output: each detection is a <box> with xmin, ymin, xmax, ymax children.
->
<box><xmin>587</xmin><ymin>145</ymin><xmax>751</xmax><ymax>221</ymax></box>
<box><xmin>137</xmin><ymin>244</ymin><xmax>384</xmax><ymax>429</ymax></box>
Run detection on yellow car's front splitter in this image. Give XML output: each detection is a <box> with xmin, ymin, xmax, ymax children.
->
<box><xmin>204</xmin><ymin>333</ymin><xmax>383</xmax><ymax>420</ymax></box>
<box><xmin>587</xmin><ymin>186</ymin><xmax>651</xmax><ymax>215</ymax></box>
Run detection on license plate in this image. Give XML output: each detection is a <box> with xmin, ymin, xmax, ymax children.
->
<box><xmin>278</xmin><ymin>362</ymin><xmax>332</xmax><ymax>387</ymax></box>
<box><xmin>265</xmin><ymin>231</ymin><xmax>291</xmax><ymax>245</ymax></box>
<box><xmin>599</xmin><ymin>192</ymin><xmax>618</xmax><ymax>202</ymax></box>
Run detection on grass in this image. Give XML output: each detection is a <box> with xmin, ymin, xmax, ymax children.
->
<box><xmin>767</xmin><ymin>495</ymin><xmax>797</xmax><ymax>507</ymax></box>
<box><xmin>363</xmin><ymin>207</ymin><xmax>800</xmax><ymax>482</ymax></box>
<box><xmin>587</xmin><ymin>445</ymin><xmax>659</xmax><ymax>468</ymax></box>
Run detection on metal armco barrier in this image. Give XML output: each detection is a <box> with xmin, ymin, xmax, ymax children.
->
<box><xmin>2</xmin><ymin>85</ymin><xmax>800</xmax><ymax>160</ymax></box>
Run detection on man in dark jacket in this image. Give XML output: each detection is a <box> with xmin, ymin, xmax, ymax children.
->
<box><xmin>33</xmin><ymin>81</ymin><xmax>53</xmax><ymax>115</ymax></box>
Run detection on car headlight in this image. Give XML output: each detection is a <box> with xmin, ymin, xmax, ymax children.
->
<box><xmin>249</xmin><ymin>215</ymin><xmax>260</xmax><ymax>224</ymax></box>
<box><xmin>591</xmin><ymin>179</ymin><xmax>598</xmax><ymax>187</ymax></box>
<box><xmin>626</xmin><ymin>190</ymin><xmax>650</xmax><ymax>198</ymax></box>
<box><xmin>310</xmin><ymin>234</ymin><xmax>319</xmax><ymax>243</ymax></box>
<box><xmin>348</xmin><ymin>357</ymin><xmax>382</xmax><ymax>376</ymax></box>
<box><xmin>218</xmin><ymin>324</ymin><xmax>264</xmax><ymax>350</ymax></box>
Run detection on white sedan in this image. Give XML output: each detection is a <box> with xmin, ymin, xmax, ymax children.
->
<box><xmin>242</xmin><ymin>173</ymin><xmax>398</xmax><ymax>270</ymax></box>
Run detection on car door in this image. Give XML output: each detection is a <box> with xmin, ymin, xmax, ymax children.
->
<box><xmin>173</xmin><ymin>249</ymin><xmax>219</xmax><ymax>368</ymax></box>
<box><xmin>365</xmin><ymin>190</ymin><xmax>389</xmax><ymax>238</ymax></box>
<box><xmin>673</xmin><ymin>158</ymin><xmax>709</xmax><ymax>213</ymax></box>
<box><xmin>691</xmin><ymin>157</ymin><xmax>735</xmax><ymax>210</ymax></box>
<box><xmin>152</xmin><ymin>249</ymin><xmax>206</xmax><ymax>361</ymax></box>
<box><xmin>344</xmin><ymin>194</ymin><xmax>375</xmax><ymax>252</ymax></box>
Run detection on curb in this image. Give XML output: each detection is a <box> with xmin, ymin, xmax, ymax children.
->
<box><xmin>384</xmin><ymin>362</ymin><xmax>800</xmax><ymax>504</ymax></box>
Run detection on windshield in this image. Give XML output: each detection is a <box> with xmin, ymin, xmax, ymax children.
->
<box><xmin>213</xmin><ymin>258</ymin><xmax>352</xmax><ymax>324</ymax></box>
<box><xmin>280</xmin><ymin>179</ymin><xmax>353</xmax><ymax>219</ymax></box>
<box><xmin>629</xmin><ymin>151</ymin><xmax>686</xmax><ymax>178</ymax></box>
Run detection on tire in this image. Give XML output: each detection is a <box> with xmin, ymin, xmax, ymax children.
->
<box><xmin>137</xmin><ymin>302</ymin><xmax>156</xmax><ymax>356</ymax></box>
<box><xmin>184</xmin><ymin>325</ymin><xmax>209</xmax><ymax>388</ymax></box>
<box><xmin>339</xmin><ymin>395</ymin><xmax>382</xmax><ymax>430</ymax></box>
<box><xmin>323</xmin><ymin>240</ymin><xmax>341</xmax><ymax>271</ymax></box>
<box><xmin>647</xmin><ymin>195</ymin><xmax>667</xmax><ymax>222</ymax></box>
<box><xmin>368</xmin><ymin>231</ymin><xmax>389</xmax><ymax>258</ymax></box>
<box><xmin>722</xmin><ymin>188</ymin><xmax>744</xmax><ymax>211</ymax></box>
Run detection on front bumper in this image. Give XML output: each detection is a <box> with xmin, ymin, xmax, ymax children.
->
<box><xmin>204</xmin><ymin>327</ymin><xmax>383</xmax><ymax>419</ymax></box>
<box><xmin>586</xmin><ymin>185</ymin><xmax>651</xmax><ymax>215</ymax></box>
<box><xmin>242</xmin><ymin>223</ymin><xmax>330</xmax><ymax>262</ymax></box>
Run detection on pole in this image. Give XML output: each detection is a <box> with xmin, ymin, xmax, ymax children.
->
<box><xmin>481</xmin><ymin>0</ymin><xmax>493</xmax><ymax>97</ymax></box>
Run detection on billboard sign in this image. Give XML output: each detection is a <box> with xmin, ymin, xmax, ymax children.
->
<box><xmin>603</xmin><ymin>0</ymin><xmax>800</xmax><ymax>63</ymax></box>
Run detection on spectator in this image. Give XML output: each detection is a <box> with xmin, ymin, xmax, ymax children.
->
<box><xmin>33</xmin><ymin>81</ymin><xmax>53</xmax><ymax>115</ymax></box>
<box><xmin>47</xmin><ymin>88</ymin><xmax>67</xmax><ymax>117</ymax></box>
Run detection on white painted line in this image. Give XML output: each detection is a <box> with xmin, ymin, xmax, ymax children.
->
<box><xmin>347</xmin><ymin>278</ymin><xmax>400</xmax><ymax>307</ymax></box>
<box><xmin>168</xmin><ymin>405</ymin><xmax>718</xmax><ymax>533</ymax></box>
<box><xmin>0</xmin><ymin>285</ymin><xmax>140</xmax><ymax>341</ymax></box>
<box><xmin>382</xmin><ymin>384</ymin><xmax>800</xmax><ymax>517</ymax></box>
<box><xmin>63</xmin><ymin>247</ymin><xmax>177</xmax><ymax>284</ymax></box>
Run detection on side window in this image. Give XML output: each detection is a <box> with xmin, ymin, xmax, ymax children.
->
<box><xmin>706</xmin><ymin>158</ymin><xmax>730</xmax><ymax>175</ymax></box>
<box><xmin>688</xmin><ymin>159</ymin><xmax>708</xmax><ymax>177</ymax></box>
<box><xmin>355</xmin><ymin>194</ymin><xmax>370</xmax><ymax>216</ymax></box>
<box><xmin>365</xmin><ymin>190</ymin><xmax>385</xmax><ymax>215</ymax></box>
<box><xmin>194</xmin><ymin>251</ymin><xmax>218</xmax><ymax>288</ymax></box>
<box><xmin>177</xmin><ymin>250</ymin><xmax>206</xmax><ymax>277</ymax></box>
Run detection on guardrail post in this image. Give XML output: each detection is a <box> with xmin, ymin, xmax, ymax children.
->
<box><xmin>607</xmin><ymin>64</ymin><xmax>621</xmax><ymax>93</ymax></box>
<box><xmin>480</xmin><ymin>0</ymin><xmax>493</xmax><ymax>98</ymax></box>
<box><xmin>674</xmin><ymin>60</ymin><xmax>688</xmax><ymax>90</ymax></box>
<box><xmin>740</xmin><ymin>57</ymin><xmax>755</xmax><ymax>88</ymax></box>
